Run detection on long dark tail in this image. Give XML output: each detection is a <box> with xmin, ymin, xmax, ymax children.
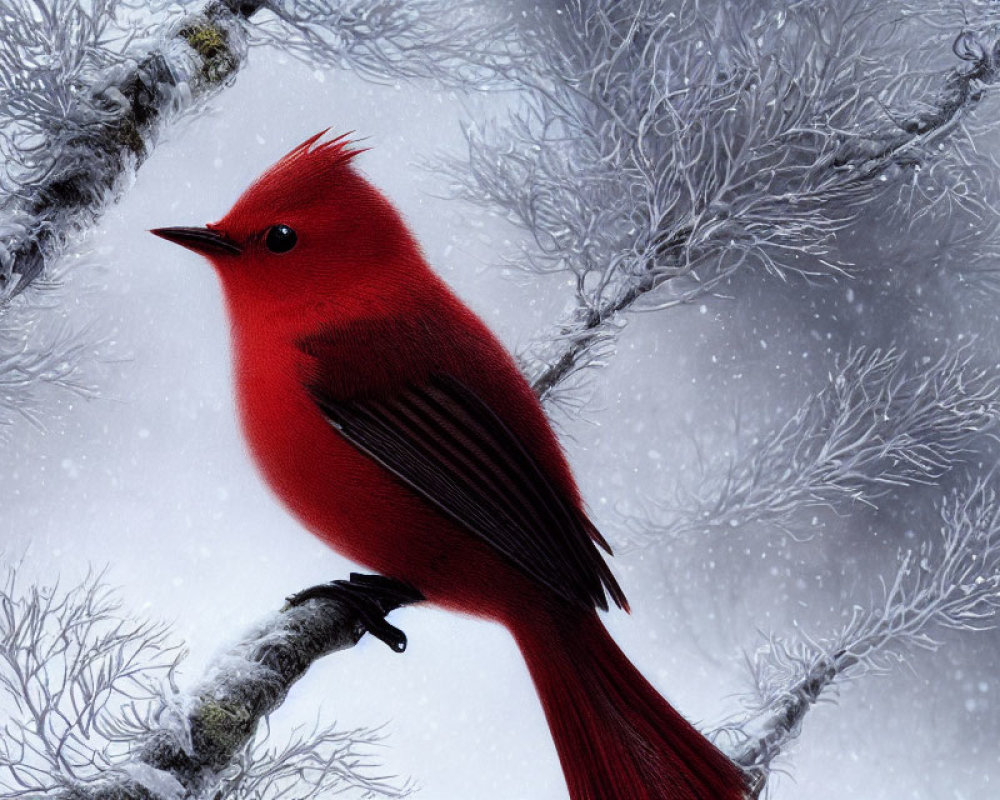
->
<box><xmin>511</xmin><ymin>607</ymin><xmax>747</xmax><ymax>800</ymax></box>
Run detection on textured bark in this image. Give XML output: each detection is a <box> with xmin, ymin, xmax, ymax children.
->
<box><xmin>727</xmin><ymin>651</ymin><xmax>858</xmax><ymax>778</ymax></box>
<box><xmin>58</xmin><ymin>591</ymin><xmax>413</xmax><ymax>800</ymax></box>
<box><xmin>3</xmin><ymin>0</ymin><xmax>265</xmax><ymax>296</ymax></box>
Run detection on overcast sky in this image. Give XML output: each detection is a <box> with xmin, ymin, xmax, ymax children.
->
<box><xmin>3</xmin><ymin>32</ymin><xmax>998</xmax><ymax>800</ymax></box>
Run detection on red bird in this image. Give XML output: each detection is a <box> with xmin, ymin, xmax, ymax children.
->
<box><xmin>152</xmin><ymin>131</ymin><xmax>749</xmax><ymax>800</ymax></box>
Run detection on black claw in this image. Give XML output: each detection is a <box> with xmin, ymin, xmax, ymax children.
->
<box><xmin>285</xmin><ymin>573</ymin><xmax>424</xmax><ymax>653</ymax></box>
<box><xmin>358</xmin><ymin>613</ymin><xmax>409</xmax><ymax>652</ymax></box>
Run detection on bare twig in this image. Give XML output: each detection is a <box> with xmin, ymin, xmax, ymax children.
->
<box><xmin>0</xmin><ymin>566</ymin><xmax>182</xmax><ymax>798</ymax></box>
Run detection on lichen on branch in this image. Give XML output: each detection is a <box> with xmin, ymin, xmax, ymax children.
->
<box><xmin>0</xmin><ymin>566</ymin><xmax>413</xmax><ymax>800</ymax></box>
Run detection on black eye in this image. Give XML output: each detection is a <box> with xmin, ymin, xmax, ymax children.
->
<box><xmin>265</xmin><ymin>224</ymin><xmax>297</xmax><ymax>253</ymax></box>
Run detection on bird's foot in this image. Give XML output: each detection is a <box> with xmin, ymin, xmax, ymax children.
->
<box><xmin>285</xmin><ymin>573</ymin><xmax>424</xmax><ymax>653</ymax></box>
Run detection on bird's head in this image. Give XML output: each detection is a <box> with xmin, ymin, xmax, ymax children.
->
<box><xmin>152</xmin><ymin>130</ymin><xmax>426</xmax><ymax>318</ymax></box>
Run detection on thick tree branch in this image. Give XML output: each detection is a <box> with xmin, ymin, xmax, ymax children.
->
<box><xmin>1</xmin><ymin>0</ymin><xmax>262</xmax><ymax>297</ymax></box>
<box><xmin>51</xmin><ymin>582</ymin><xmax>419</xmax><ymax>800</ymax></box>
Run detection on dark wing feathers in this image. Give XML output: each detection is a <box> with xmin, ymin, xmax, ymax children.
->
<box><xmin>306</xmin><ymin>372</ymin><xmax>626</xmax><ymax>611</ymax></box>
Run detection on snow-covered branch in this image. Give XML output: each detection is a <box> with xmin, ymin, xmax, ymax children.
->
<box><xmin>641</xmin><ymin>346</ymin><xmax>1000</xmax><ymax>542</ymax></box>
<box><xmin>716</xmin><ymin>475</ymin><xmax>1000</xmax><ymax>775</ymax></box>
<box><xmin>0</xmin><ymin>567</ymin><xmax>414</xmax><ymax>800</ymax></box>
<box><xmin>0</xmin><ymin>0</ymin><xmax>254</xmax><ymax>297</ymax></box>
<box><xmin>446</xmin><ymin>1</ymin><xmax>1000</xmax><ymax>399</ymax></box>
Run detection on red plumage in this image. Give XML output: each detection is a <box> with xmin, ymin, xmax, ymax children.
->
<box><xmin>153</xmin><ymin>131</ymin><xmax>749</xmax><ymax>800</ymax></box>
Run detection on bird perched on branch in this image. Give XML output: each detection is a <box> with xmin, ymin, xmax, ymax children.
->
<box><xmin>152</xmin><ymin>131</ymin><xmax>749</xmax><ymax>800</ymax></box>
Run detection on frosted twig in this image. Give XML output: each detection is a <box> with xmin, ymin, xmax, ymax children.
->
<box><xmin>0</xmin><ymin>565</ymin><xmax>182</xmax><ymax>798</ymax></box>
<box><xmin>446</xmin><ymin>1</ymin><xmax>1000</xmax><ymax>399</ymax></box>
<box><xmin>0</xmin><ymin>304</ymin><xmax>100</xmax><ymax>434</ymax></box>
<box><xmin>715</xmin><ymin>475</ymin><xmax>1000</xmax><ymax>775</ymax></box>
<box><xmin>0</xmin><ymin>566</ymin><xmax>413</xmax><ymax>800</ymax></box>
<box><xmin>250</xmin><ymin>0</ymin><xmax>519</xmax><ymax>85</ymax></box>
<box><xmin>644</xmin><ymin>347</ymin><xmax>1000</xmax><ymax>542</ymax></box>
<box><xmin>219</xmin><ymin>719</ymin><xmax>412</xmax><ymax>800</ymax></box>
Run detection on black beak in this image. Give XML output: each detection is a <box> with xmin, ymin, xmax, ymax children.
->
<box><xmin>150</xmin><ymin>226</ymin><xmax>242</xmax><ymax>256</ymax></box>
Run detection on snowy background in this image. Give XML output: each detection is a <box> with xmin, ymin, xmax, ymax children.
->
<box><xmin>4</xmin><ymin>20</ymin><xmax>1000</xmax><ymax>800</ymax></box>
